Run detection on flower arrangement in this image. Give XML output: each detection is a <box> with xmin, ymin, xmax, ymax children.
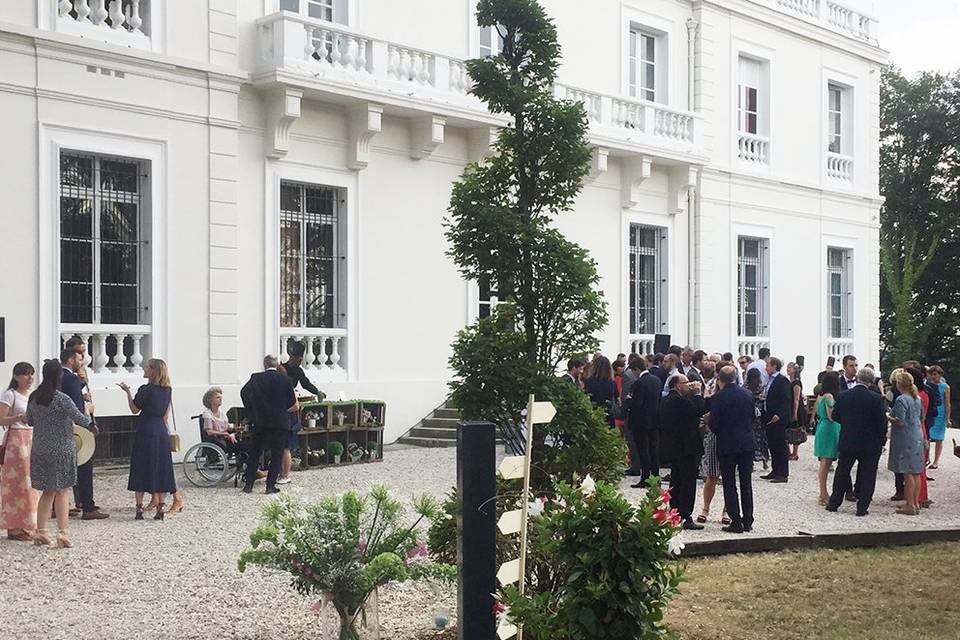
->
<box><xmin>366</xmin><ymin>446</ymin><xmax>378</xmax><ymax>461</ymax></box>
<box><xmin>496</xmin><ymin>476</ymin><xmax>685</xmax><ymax>640</ymax></box>
<box><xmin>335</xmin><ymin>410</ymin><xmax>347</xmax><ymax>427</ymax></box>
<box><xmin>303</xmin><ymin>410</ymin><xmax>322</xmax><ymax>429</ymax></box>
<box><xmin>348</xmin><ymin>442</ymin><xmax>364</xmax><ymax>462</ymax></box>
<box><xmin>360</xmin><ymin>408</ymin><xmax>378</xmax><ymax>426</ymax></box>
<box><xmin>328</xmin><ymin>441</ymin><xmax>345</xmax><ymax>463</ymax></box>
<box><xmin>238</xmin><ymin>486</ymin><xmax>455</xmax><ymax>640</ymax></box>
<box><xmin>306</xmin><ymin>448</ymin><xmax>326</xmax><ymax>466</ymax></box>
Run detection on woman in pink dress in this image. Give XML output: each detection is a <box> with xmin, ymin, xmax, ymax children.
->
<box><xmin>0</xmin><ymin>362</ymin><xmax>38</xmax><ymax>541</ymax></box>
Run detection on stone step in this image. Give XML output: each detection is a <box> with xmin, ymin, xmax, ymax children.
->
<box><xmin>444</xmin><ymin>399</ymin><xmax>459</xmax><ymax>410</ymax></box>
<box><xmin>407</xmin><ymin>426</ymin><xmax>461</xmax><ymax>440</ymax></box>
<box><xmin>421</xmin><ymin>417</ymin><xmax>460</xmax><ymax>429</ymax></box>
<box><xmin>433</xmin><ymin>408</ymin><xmax>460</xmax><ymax>419</ymax></box>
<box><xmin>395</xmin><ymin>435</ymin><xmax>458</xmax><ymax>448</ymax></box>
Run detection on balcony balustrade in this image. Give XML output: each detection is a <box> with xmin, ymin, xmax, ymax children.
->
<box><xmin>826</xmin><ymin>152</ymin><xmax>854</xmax><ymax>182</ymax></box>
<box><xmin>738</xmin><ymin>337</ymin><xmax>771</xmax><ymax>358</ymax></box>
<box><xmin>737</xmin><ymin>132</ymin><xmax>770</xmax><ymax>166</ymax></box>
<box><xmin>60</xmin><ymin>324</ymin><xmax>151</xmax><ymax>376</ymax></box>
<box><xmin>280</xmin><ymin>327</ymin><xmax>348</xmax><ymax>382</ymax></box>
<box><xmin>826</xmin><ymin>338</ymin><xmax>854</xmax><ymax>359</ymax></box>
<box><xmin>55</xmin><ymin>0</ymin><xmax>152</xmax><ymax>49</ymax></box>
<box><xmin>761</xmin><ymin>0</ymin><xmax>877</xmax><ymax>42</ymax></box>
<box><xmin>628</xmin><ymin>334</ymin><xmax>656</xmax><ymax>356</ymax></box>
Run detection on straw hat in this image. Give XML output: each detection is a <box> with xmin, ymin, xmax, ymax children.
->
<box><xmin>73</xmin><ymin>425</ymin><xmax>96</xmax><ymax>467</ymax></box>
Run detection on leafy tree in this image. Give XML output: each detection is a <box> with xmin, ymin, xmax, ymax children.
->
<box><xmin>879</xmin><ymin>67</ymin><xmax>960</xmax><ymax>372</ymax></box>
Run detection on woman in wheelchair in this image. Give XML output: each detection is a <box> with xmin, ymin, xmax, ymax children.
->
<box><xmin>200</xmin><ymin>388</ymin><xmax>257</xmax><ymax>476</ymax></box>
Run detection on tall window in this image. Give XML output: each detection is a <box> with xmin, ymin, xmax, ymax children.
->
<box><xmin>59</xmin><ymin>152</ymin><xmax>148</xmax><ymax>325</ymax></box>
<box><xmin>827</xmin><ymin>247</ymin><xmax>852</xmax><ymax>338</ymax></box>
<box><xmin>737</xmin><ymin>236</ymin><xmax>768</xmax><ymax>337</ymax></box>
<box><xmin>629</xmin><ymin>225</ymin><xmax>667</xmax><ymax>335</ymax></box>
<box><xmin>827</xmin><ymin>84</ymin><xmax>844</xmax><ymax>153</ymax></box>
<box><xmin>628</xmin><ymin>29</ymin><xmax>657</xmax><ymax>102</ymax></box>
<box><xmin>479</xmin><ymin>24</ymin><xmax>505</xmax><ymax>57</ymax></box>
<box><xmin>279</xmin><ymin>181</ymin><xmax>344</xmax><ymax>329</ymax></box>
<box><xmin>477</xmin><ymin>278</ymin><xmax>500</xmax><ymax>320</ymax></box>
<box><xmin>738</xmin><ymin>56</ymin><xmax>761</xmax><ymax>134</ymax></box>
<box><xmin>279</xmin><ymin>0</ymin><xmax>346</xmax><ymax>23</ymax></box>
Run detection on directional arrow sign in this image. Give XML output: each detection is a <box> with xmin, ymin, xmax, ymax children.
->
<box><xmin>529</xmin><ymin>400</ymin><xmax>556</xmax><ymax>425</ymax></box>
<box><xmin>497</xmin><ymin>558</ymin><xmax>521</xmax><ymax>586</ymax></box>
<box><xmin>497</xmin><ymin>622</ymin><xmax>519</xmax><ymax>640</ymax></box>
<box><xmin>497</xmin><ymin>509</ymin><xmax>523</xmax><ymax>536</ymax></box>
<box><xmin>498</xmin><ymin>455</ymin><xmax>526</xmax><ymax>480</ymax></box>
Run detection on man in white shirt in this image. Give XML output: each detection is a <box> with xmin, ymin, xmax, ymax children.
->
<box><xmin>662</xmin><ymin>354</ymin><xmax>681</xmax><ymax>396</ymax></box>
<box><xmin>747</xmin><ymin>347</ymin><xmax>771</xmax><ymax>386</ymax></box>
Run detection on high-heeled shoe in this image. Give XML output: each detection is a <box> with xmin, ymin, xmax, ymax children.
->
<box><xmin>56</xmin><ymin>530</ymin><xmax>73</xmax><ymax>548</ymax></box>
<box><xmin>168</xmin><ymin>493</ymin><xmax>184</xmax><ymax>514</ymax></box>
<box><xmin>33</xmin><ymin>529</ymin><xmax>51</xmax><ymax>546</ymax></box>
<box><xmin>7</xmin><ymin>530</ymin><xmax>33</xmax><ymax>542</ymax></box>
<box><xmin>144</xmin><ymin>497</ymin><xmax>159</xmax><ymax>512</ymax></box>
<box><xmin>154</xmin><ymin>504</ymin><xmax>165</xmax><ymax>521</ymax></box>
<box><xmin>135</xmin><ymin>504</ymin><xmax>144</xmax><ymax>521</ymax></box>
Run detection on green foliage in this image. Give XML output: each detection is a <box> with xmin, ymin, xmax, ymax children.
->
<box><xmin>879</xmin><ymin>67</ymin><xmax>960</xmax><ymax>374</ymax></box>
<box><xmin>328</xmin><ymin>440</ymin><xmax>345</xmax><ymax>457</ymax></box>
<box><xmin>238</xmin><ymin>487</ymin><xmax>453</xmax><ymax>640</ymax></box>
<box><xmin>500</xmin><ymin>479</ymin><xmax>685</xmax><ymax>640</ymax></box>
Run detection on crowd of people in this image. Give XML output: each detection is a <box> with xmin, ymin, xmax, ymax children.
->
<box><xmin>564</xmin><ymin>345</ymin><xmax>957</xmax><ymax>533</ymax></box>
<box><xmin>0</xmin><ymin>340</ymin><xmax>323</xmax><ymax>549</ymax></box>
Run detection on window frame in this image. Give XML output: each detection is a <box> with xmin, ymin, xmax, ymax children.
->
<box><xmin>58</xmin><ymin>151</ymin><xmax>150</xmax><ymax>327</ymax></box>
<box><xmin>826</xmin><ymin>246</ymin><xmax>853</xmax><ymax>339</ymax></box>
<box><xmin>624</xmin><ymin>20</ymin><xmax>669</xmax><ymax>104</ymax></box>
<box><xmin>278</xmin><ymin>180</ymin><xmax>347</xmax><ymax>330</ymax></box>
<box><xmin>824</xmin><ymin>77</ymin><xmax>854</xmax><ymax>157</ymax></box>
<box><xmin>737</xmin><ymin>55</ymin><xmax>766</xmax><ymax>136</ymax></box>
<box><xmin>628</xmin><ymin>224</ymin><xmax>669</xmax><ymax>336</ymax></box>
<box><xmin>276</xmin><ymin>0</ymin><xmax>351</xmax><ymax>25</ymax></box>
<box><xmin>736</xmin><ymin>235</ymin><xmax>770</xmax><ymax>338</ymax></box>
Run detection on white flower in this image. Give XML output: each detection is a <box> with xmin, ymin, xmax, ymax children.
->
<box><xmin>527</xmin><ymin>497</ymin><xmax>546</xmax><ymax>518</ymax></box>
<box><xmin>668</xmin><ymin>533</ymin><xmax>685</xmax><ymax>557</ymax></box>
<box><xmin>580</xmin><ymin>474</ymin><xmax>596</xmax><ymax>497</ymax></box>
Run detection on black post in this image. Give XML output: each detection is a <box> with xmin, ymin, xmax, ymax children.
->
<box><xmin>457</xmin><ymin>420</ymin><xmax>497</xmax><ymax>640</ymax></box>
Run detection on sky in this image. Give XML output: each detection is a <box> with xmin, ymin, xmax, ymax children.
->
<box><xmin>844</xmin><ymin>0</ymin><xmax>960</xmax><ymax>75</ymax></box>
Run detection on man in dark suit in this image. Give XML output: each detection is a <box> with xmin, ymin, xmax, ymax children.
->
<box><xmin>648</xmin><ymin>353</ymin><xmax>668</xmax><ymax>386</ymax></box>
<box><xmin>659</xmin><ymin>375</ymin><xmax>706</xmax><ymax>530</ymax></box>
<box><xmin>60</xmin><ymin>347</ymin><xmax>108</xmax><ymax>520</ymax></box>
<box><xmin>627</xmin><ymin>359</ymin><xmax>665</xmax><ymax>486</ymax></box>
<box><xmin>708</xmin><ymin>366</ymin><xmax>756</xmax><ymax>533</ymax></box>
<box><xmin>838</xmin><ymin>355</ymin><xmax>858</xmax><ymax>392</ymax></box>
<box><xmin>241</xmin><ymin>355</ymin><xmax>299</xmax><ymax>494</ymax></box>
<box><xmin>827</xmin><ymin>367</ymin><xmax>888</xmax><ymax>516</ymax></box>
<box><xmin>761</xmin><ymin>357</ymin><xmax>792</xmax><ymax>482</ymax></box>
<box><xmin>559</xmin><ymin>357</ymin><xmax>586</xmax><ymax>387</ymax></box>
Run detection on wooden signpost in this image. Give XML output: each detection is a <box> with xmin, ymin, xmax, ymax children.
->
<box><xmin>495</xmin><ymin>394</ymin><xmax>556</xmax><ymax>640</ymax></box>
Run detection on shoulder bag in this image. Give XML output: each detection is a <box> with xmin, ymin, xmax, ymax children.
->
<box><xmin>168</xmin><ymin>396</ymin><xmax>181</xmax><ymax>453</ymax></box>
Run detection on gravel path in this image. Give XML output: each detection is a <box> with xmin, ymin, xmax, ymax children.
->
<box><xmin>2</xmin><ymin>435</ymin><xmax>958</xmax><ymax>640</ymax></box>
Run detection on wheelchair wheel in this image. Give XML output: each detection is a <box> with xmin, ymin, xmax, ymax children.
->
<box><xmin>182</xmin><ymin>442</ymin><xmax>232</xmax><ymax>487</ymax></box>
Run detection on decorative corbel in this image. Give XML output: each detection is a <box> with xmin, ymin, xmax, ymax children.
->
<box><xmin>668</xmin><ymin>165</ymin><xmax>699</xmax><ymax>214</ymax></box>
<box><xmin>347</xmin><ymin>103</ymin><xmax>383</xmax><ymax>170</ymax></box>
<box><xmin>265</xmin><ymin>87</ymin><xmax>302</xmax><ymax>159</ymax></box>
<box><xmin>620</xmin><ymin>155</ymin><xmax>653</xmax><ymax>208</ymax></box>
<box><xmin>467</xmin><ymin>126</ymin><xmax>498</xmax><ymax>164</ymax></box>
<box><xmin>588</xmin><ymin>147</ymin><xmax>609</xmax><ymax>181</ymax></box>
<box><xmin>410</xmin><ymin>115</ymin><xmax>446</xmax><ymax>160</ymax></box>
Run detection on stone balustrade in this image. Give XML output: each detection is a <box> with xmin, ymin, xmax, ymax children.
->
<box><xmin>826</xmin><ymin>338</ymin><xmax>854</xmax><ymax>358</ymax></box>
<box><xmin>629</xmin><ymin>334</ymin><xmax>656</xmax><ymax>356</ymax></box>
<box><xmin>826</xmin><ymin>152</ymin><xmax>853</xmax><ymax>182</ymax></box>
<box><xmin>738</xmin><ymin>337</ymin><xmax>771</xmax><ymax>358</ymax></box>
<box><xmin>56</xmin><ymin>0</ymin><xmax>151</xmax><ymax>48</ymax></box>
<box><xmin>280</xmin><ymin>328</ymin><xmax>348</xmax><ymax>381</ymax></box>
<box><xmin>756</xmin><ymin>0</ymin><xmax>877</xmax><ymax>42</ymax></box>
<box><xmin>737</xmin><ymin>132</ymin><xmax>770</xmax><ymax>165</ymax></box>
<box><xmin>60</xmin><ymin>324</ymin><xmax>151</xmax><ymax>375</ymax></box>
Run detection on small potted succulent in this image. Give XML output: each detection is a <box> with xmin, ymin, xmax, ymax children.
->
<box><xmin>335</xmin><ymin>410</ymin><xmax>346</xmax><ymax>427</ymax></box>
<box><xmin>303</xmin><ymin>410</ymin><xmax>319</xmax><ymax>430</ymax></box>
<box><xmin>348</xmin><ymin>442</ymin><xmax>364</xmax><ymax>463</ymax></box>
<box><xmin>366</xmin><ymin>446</ymin><xmax>378</xmax><ymax>461</ymax></box>
<box><xmin>328</xmin><ymin>441</ymin><xmax>344</xmax><ymax>464</ymax></box>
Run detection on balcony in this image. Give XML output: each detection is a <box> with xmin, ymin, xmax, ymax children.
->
<box><xmin>253</xmin><ymin>11</ymin><xmax>706</xmax><ymax>171</ymax></box>
<box><xmin>628</xmin><ymin>334</ymin><xmax>656</xmax><ymax>356</ymax></box>
<box><xmin>52</xmin><ymin>1</ymin><xmax>157</xmax><ymax>52</ymax></box>
<box><xmin>826</xmin><ymin>152</ymin><xmax>853</xmax><ymax>183</ymax></box>
<box><xmin>60</xmin><ymin>323</ymin><xmax>152</xmax><ymax>376</ymax></box>
<box><xmin>737</xmin><ymin>132</ymin><xmax>770</xmax><ymax>166</ymax></box>
<box><xmin>826</xmin><ymin>337</ymin><xmax>854</xmax><ymax>359</ymax></box>
<box><xmin>758</xmin><ymin>0</ymin><xmax>878</xmax><ymax>43</ymax></box>
<box><xmin>737</xmin><ymin>337</ymin><xmax>770</xmax><ymax>358</ymax></box>
<box><xmin>280</xmin><ymin>328</ymin><xmax>348</xmax><ymax>383</ymax></box>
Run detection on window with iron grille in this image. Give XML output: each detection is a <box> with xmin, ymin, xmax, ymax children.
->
<box><xmin>59</xmin><ymin>151</ymin><xmax>148</xmax><ymax>325</ymax></box>
<box><xmin>827</xmin><ymin>247</ymin><xmax>852</xmax><ymax>338</ymax></box>
<box><xmin>628</xmin><ymin>29</ymin><xmax>657</xmax><ymax>102</ymax></box>
<box><xmin>737</xmin><ymin>236</ymin><xmax>768</xmax><ymax>337</ymax></box>
<box><xmin>629</xmin><ymin>225</ymin><xmax>668</xmax><ymax>335</ymax></box>
<box><xmin>279</xmin><ymin>181</ymin><xmax>345</xmax><ymax>329</ymax></box>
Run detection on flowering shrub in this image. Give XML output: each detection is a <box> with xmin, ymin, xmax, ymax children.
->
<box><xmin>498</xmin><ymin>477</ymin><xmax>684</xmax><ymax>640</ymax></box>
<box><xmin>238</xmin><ymin>486</ymin><xmax>455</xmax><ymax>640</ymax></box>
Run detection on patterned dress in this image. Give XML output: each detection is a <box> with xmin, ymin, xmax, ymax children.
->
<box><xmin>0</xmin><ymin>389</ymin><xmax>38</xmax><ymax>530</ymax></box>
<box><xmin>888</xmin><ymin>394</ymin><xmax>925</xmax><ymax>475</ymax></box>
<box><xmin>27</xmin><ymin>391</ymin><xmax>91</xmax><ymax>491</ymax></box>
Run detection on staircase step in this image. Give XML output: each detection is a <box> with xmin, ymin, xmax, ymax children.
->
<box><xmin>421</xmin><ymin>417</ymin><xmax>460</xmax><ymax>429</ymax></box>
<box><xmin>444</xmin><ymin>399</ymin><xmax>459</xmax><ymax>410</ymax></box>
<box><xmin>395</xmin><ymin>436</ymin><xmax>458</xmax><ymax>448</ymax></box>
<box><xmin>408</xmin><ymin>426</ymin><xmax>461</xmax><ymax>440</ymax></box>
<box><xmin>434</xmin><ymin>408</ymin><xmax>460</xmax><ymax>419</ymax></box>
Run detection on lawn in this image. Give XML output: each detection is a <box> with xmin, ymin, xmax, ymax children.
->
<box><xmin>667</xmin><ymin>542</ymin><xmax>960</xmax><ymax>640</ymax></box>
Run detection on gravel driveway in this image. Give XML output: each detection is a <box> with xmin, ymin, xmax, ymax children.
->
<box><xmin>2</xmin><ymin>434</ymin><xmax>957</xmax><ymax>640</ymax></box>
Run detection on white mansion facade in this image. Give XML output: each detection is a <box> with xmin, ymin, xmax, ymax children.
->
<box><xmin>0</xmin><ymin>0</ymin><xmax>885</xmax><ymax>451</ymax></box>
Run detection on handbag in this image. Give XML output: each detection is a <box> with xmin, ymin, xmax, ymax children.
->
<box><xmin>168</xmin><ymin>398</ymin><xmax>181</xmax><ymax>453</ymax></box>
<box><xmin>786</xmin><ymin>424</ymin><xmax>808</xmax><ymax>445</ymax></box>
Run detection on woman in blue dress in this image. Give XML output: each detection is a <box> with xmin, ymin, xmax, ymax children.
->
<box><xmin>926</xmin><ymin>365</ymin><xmax>950</xmax><ymax>469</ymax></box>
<box><xmin>888</xmin><ymin>369</ymin><xmax>925</xmax><ymax>516</ymax></box>
<box><xmin>118</xmin><ymin>359</ymin><xmax>177</xmax><ymax>520</ymax></box>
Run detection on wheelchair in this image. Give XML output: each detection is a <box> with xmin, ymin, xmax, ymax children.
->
<box><xmin>182</xmin><ymin>414</ymin><xmax>249</xmax><ymax>488</ymax></box>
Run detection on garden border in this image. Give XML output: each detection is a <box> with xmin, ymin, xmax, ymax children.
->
<box><xmin>684</xmin><ymin>526</ymin><xmax>960</xmax><ymax>556</ymax></box>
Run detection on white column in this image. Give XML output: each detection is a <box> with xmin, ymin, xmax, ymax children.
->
<box><xmin>279</xmin><ymin>337</ymin><xmax>290</xmax><ymax>364</ymax></box>
<box><xmin>126</xmin><ymin>0</ymin><xmax>143</xmax><ymax>34</ymax></box>
<box><xmin>304</xmin><ymin>25</ymin><xmax>317</xmax><ymax>62</ymax></box>
<box><xmin>108</xmin><ymin>0</ymin><xmax>125</xmax><ymax>29</ymax></box>
<box><xmin>59</xmin><ymin>0</ymin><xmax>73</xmax><ymax>17</ymax></box>
<box><xmin>303</xmin><ymin>335</ymin><xmax>315</xmax><ymax>369</ymax></box>
<box><xmin>90</xmin><ymin>0</ymin><xmax>108</xmax><ymax>25</ymax></box>
<box><xmin>316</xmin><ymin>337</ymin><xmax>330</xmax><ymax>368</ymax></box>
<box><xmin>80</xmin><ymin>334</ymin><xmax>93</xmax><ymax>370</ymax></box>
<box><xmin>74</xmin><ymin>0</ymin><xmax>92</xmax><ymax>23</ymax></box>
<box><xmin>113</xmin><ymin>333</ymin><xmax>127</xmax><ymax>370</ymax></box>
<box><xmin>92</xmin><ymin>334</ymin><xmax>109</xmax><ymax>373</ymax></box>
<box><xmin>130</xmin><ymin>334</ymin><xmax>145</xmax><ymax>373</ymax></box>
<box><xmin>329</xmin><ymin>336</ymin><xmax>342</xmax><ymax>371</ymax></box>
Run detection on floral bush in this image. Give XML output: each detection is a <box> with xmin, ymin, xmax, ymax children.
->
<box><xmin>238</xmin><ymin>486</ymin><xmax>455</xmax><ymax>640</ymax></box>
<box><xmin>497</xmin><ymin>476</ymin><xmax>685</xmax><ymax>640</ymax></box>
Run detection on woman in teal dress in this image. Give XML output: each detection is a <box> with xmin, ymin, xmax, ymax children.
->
<box><xmin>814</xmin><ymin>371</ymin><xmax>841</xmax><ymax>505</ymax></box>
<box><xmin>927</xmin><ymin>366</ymin><xmax>950</xmax><ymax>469</ymax></box>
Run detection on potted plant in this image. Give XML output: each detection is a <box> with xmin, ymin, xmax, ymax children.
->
<box><xmin>366</xmin><ymin>446</ymin><xmax>378</xmax><ymax>461</ymax></box>
<box><xmin>329</xmin><ymin>441</ymin><xmax>344</xmax><ymax>464</ymax></box>
<box><xmin>348</xmin><ymin>442</ymin><xmax>364</xmax><ymax>463</ymax></box>
<box><xmin>360</xmin><ymin>408</ymin><xmax>377</xmax><ymax>426</ymax></box>
<box><xmin>239</xmin><ymin>487</ymin><xmax>455</xmax><ymax>640</ymax></box>
<box><xmin>303</xmin><ymin>410</ymin><xmax>319</xmax><ymax>430</ymax></box>
<box><xmin>307</xmin><ymin>448</ymin><xmax>325</xmax><ymax>466</ymax></box>
<box><xmin>335</xmin><ymin>410</ymin><xmax>346</xmax><ymax>427</ymax></box>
